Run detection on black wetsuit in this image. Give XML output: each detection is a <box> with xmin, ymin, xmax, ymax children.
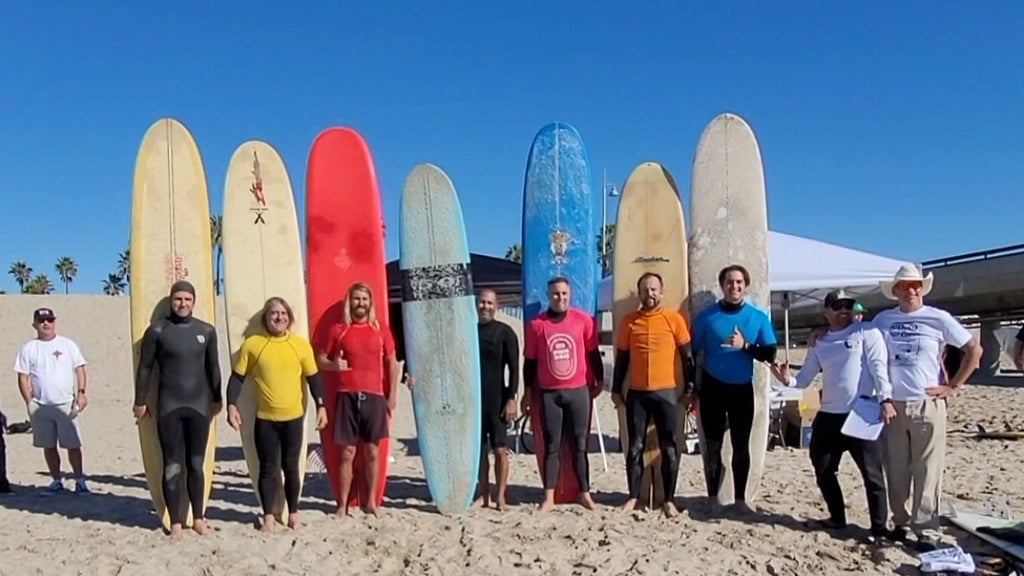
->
<box><xmin>524</xmin><ymin>308</ymin><xmax>605</xmax><ymax>493</ymax></box>
<box><xmin>478</xmin><ymin>319</ymin><xmax>520</xmax><ymax>451</ymax></box>
<box><xmin>0</xmin><ymin>410</ymin><xmax>9</xmax><ymax>491</ymax></box>
<box><xmin>134</xmin><ymin>314</ymin><xmax>222</xmax><ymax>525</ymax></box>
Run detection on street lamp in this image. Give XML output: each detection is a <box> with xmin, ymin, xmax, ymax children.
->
<box><xmin>600</xmin><ymin>169</ymin><xmax>620</xmax><ymax>275</ymax></box>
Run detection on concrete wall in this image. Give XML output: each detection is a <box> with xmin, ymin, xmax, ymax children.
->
<box><xmin>0</xmin><ymin>294</ymin><xmax>232</xmax><ymax>416</ymax></box>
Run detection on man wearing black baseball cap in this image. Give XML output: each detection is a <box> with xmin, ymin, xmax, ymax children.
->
<box><xmin>14</xmin><ymin>306</ymin><xmax>91</xmax><ymax>494</ymax></box>
<box><xmin>770</xmin><ymin>289</ymin><xmax>896</xmax><ymax>543</ymax></box>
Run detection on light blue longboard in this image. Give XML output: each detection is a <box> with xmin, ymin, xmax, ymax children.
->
<box><xmin>400</xmin><ymin>162</ymin><xmax>482</xmax><ymax>515</ymax></box>
<box><xmin>522</xmin><ymin>122</ymin><xmax>598</xmax><ymax>504</ymax></box>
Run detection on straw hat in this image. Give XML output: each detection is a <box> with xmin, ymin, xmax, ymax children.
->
<box><xmin>880</xmin><ymin>263</ymin><xmax>933</xmax><ymax>300</ymax></box>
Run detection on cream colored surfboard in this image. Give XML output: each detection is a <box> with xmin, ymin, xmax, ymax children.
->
<box><xmin>222</xmin><ymin>140</ymin><xmax>310</xmax><ymax>523</ymax></box>
<box><xmin>129</xmin><ymin>118</ymin><xmax>217</xmax><ymax>531</ymax></box>
<box><xmin>611</xmin><ymin>162</ymin><xmax>688</xmax><ymax>509</ymax></box>
<box><xmin>689</xmin><ymin>112</ymin><xmax>772</xmax><ymax>505</ymax></box>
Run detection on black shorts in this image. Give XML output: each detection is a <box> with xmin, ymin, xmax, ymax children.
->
<box><xmin>334</xmin><ymin>391</ymin><xmax>389</xmax><ymax>445</ymax></box>
<box><xmin>482</xmin><ymin>408</ymin><xmax>508</xmax><ymax>450</ymax></box>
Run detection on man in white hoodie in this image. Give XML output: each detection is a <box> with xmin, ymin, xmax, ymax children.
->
<box><xmin>771</xmin><ymin>289</ymin><xmax>896</xmax><ymax>542</ymax></box>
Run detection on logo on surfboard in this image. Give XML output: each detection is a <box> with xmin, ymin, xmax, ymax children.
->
<box><xmin>164</xmin><ymin>253</ymin><xmax>189</xmax><ymax>282</ymax></box>
<box><xmin>550</xmin><ymin>229</ymin><xmax>570</xmax><ymax>264</ymax></box>
<box><xmin>633</xmin><ymin>255</ymin><xmax>670</xmax><ymax>264</ymax></box>
<box><xmin>250</xmin><ymin>150</ymin><xmax>268</xmax><ymax>225</ymax></box>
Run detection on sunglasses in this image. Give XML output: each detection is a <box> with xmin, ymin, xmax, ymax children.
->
<box><xmin>828</xmin><ymin>300</ymin><xmax>855</xmax><ymax>311</ymax></box>
<box><xmin>37</xmin><ymin>318</ymin><xmax>55</xmax><ymax>324</ymax></box>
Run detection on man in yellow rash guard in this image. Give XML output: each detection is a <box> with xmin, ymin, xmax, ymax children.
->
<box><xmin>226</xmin><ymin>297</ymin><xmax>327</xmax><ymax>532</ymax></box>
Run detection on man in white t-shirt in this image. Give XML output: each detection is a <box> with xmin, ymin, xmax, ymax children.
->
<box><xmin>14</xmin><ymin>307</ymin><xmax>91</xmax><ymax>494</ymax></box>
<box><xmin>872</xmin><ymin>265</ymin><xmax>981</xmax><ymax>547</ymax></box>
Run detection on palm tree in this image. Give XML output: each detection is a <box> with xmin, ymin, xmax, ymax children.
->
<box><xmin>210</xmin><ymin>214</ymin><xmax>223</xmax><ymax>295</ymax></box>
<box><xmin>505</xmin><ymin>243</ymin><xmax>522</xmax><ymax>263</ymax></box>
<box><xmin>102</xmin><ymin>273</ymin><xmax>127</xmax><ymax>296</ymax></box>
<box><xmin>9</xmin><ymin>261</ymin><xmax>33</xmax><ymax>293</ymax></box>
<box><xmin>55</xmin><ymin>256</ymin><xmax>78</xmax><ymax>294</ymax></box>
<box><xmin>25</xmin><ymin>274</ymin><xmax>54</xmax><ymax>295</ymax></box>
<box><xmin>117</xmin><ymin>249</ymin><xmax>130</xmax><ymax>284</ymax></box>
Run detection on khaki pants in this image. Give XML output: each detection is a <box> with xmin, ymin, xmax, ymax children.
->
<box><xmin>883</xmin><ymin>398</ymin><xmax>946</xmax><ymax>531</ymax></box>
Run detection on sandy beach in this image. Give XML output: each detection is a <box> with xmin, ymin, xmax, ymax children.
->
<box><xmin>1</xmin><ymin>295</ymin><xmax>1023</xmax><ymax>576</ymax></box>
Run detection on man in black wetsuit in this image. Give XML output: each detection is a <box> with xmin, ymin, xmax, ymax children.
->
<box><xmin>472</xmin><ymin>289</ymin><xmax>520</xmax><ymax>511</ymax></box>
<box><xmin>132</xmin><ymin>280</ymin><xmax>222</xmax><ymax>538</ymax></box>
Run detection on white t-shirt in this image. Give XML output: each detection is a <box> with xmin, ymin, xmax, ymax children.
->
<box><xmin>792</xmin><ymin>322</ymin><xmax>893</xmax><ymax>414</ymax></box>
<box><xmin>13</xmin><ymin>335</ymin><xmax>88</xmax><ymax>405</ymax></box>
<box><xmin>871</xmin><ymin>305</ymin><xmax>972</xmax><ymax>401</ymax></box>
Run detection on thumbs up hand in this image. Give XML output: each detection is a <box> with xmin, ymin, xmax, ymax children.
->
<box><xmin>722</xmin><ymin>325</ymin><xmax>746</xmax><ymax>349</ymax></box>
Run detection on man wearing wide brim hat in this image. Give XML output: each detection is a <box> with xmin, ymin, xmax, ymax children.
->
<box><xmin>872</xmin><ymin>263</ymin><xmax>982</xmax><ymax>547</ymax></box>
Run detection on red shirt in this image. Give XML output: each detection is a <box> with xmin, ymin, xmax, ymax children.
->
<box><xmin>525</xmin><ymin>308</ymin><xmax>597</xmax><ymax>390</ymax></box>
<box><xmin>327</xmin><ymin>322</ymin><xmax>395</xmax><ymax>395</ymax></box>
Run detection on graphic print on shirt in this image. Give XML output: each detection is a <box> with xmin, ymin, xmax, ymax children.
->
<box><xmin>887</xmin><ymin>322</ymin><xmax>922</xmax><ymax>366</ymax></box>
<box><xmin>547</xmin><ymin>332</ymin><xmax>578</xmax><ymax>380</ymax></box>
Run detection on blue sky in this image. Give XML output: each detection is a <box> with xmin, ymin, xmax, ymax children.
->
<box><xmin>1</xmin><ymin>1</ymin><xmax>1021</xmax><ymax>294</ymax></box>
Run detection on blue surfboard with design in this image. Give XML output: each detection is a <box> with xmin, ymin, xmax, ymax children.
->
<box><xmin>521</xmin><ymin>122</ymin><xmax>597</xmax><ymax>503</ymax></box>
<box><xmin>400</xmin><ymin>162</ymin><xmax>481</xmax><ymax>515</ymax></box>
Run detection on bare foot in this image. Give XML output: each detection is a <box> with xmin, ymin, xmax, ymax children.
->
<box><xmin>618</xmin><ymin>498</ymin><xmax>638</xmax><ymax>512</ymax></box>
<box><xmin>496</xmin><ymin>498</ymin><xmax>509</xmax><ymax>512</ymax></box>
<box><xmin>334</xmin><ymin>506</ymin><xmax>349</xmax><ymax>519</ymax></box>
<box><xmin>471</xmin><ymin>495</ymin><xmax>489</xmax><ymax>509</ymax></box>
<box><xmin>260</xmin><ymin>515</ymin><xmax>277</xmax><ymax>532</ymax></box>
<box><xmin>362</xmin><ymin>506</ymin><xmax>379</xmax><ymax>518</ymax></box>
<box><xmin>732</xmin><ymin>500</ymin><xmax>755</xmax><ymax>515</ymax></box>
<box><xmin>536</xmin><ymin>498</ymin><xmax>556</xmax><ymax>512</ymax></box>
<box><xmin>287</xmin><ymin>514</ymin><xmax>302</xmax><ymax>530</ymax></box>
<box><xmin>663</xmin><ymin>502</ymin><xmax>679</xmax><ymax>518</ymax></box>
<box><xmin>193</xmin><ymin>518</ymin><xmax>211</xmax><ymax>535</ymax></box>
<box><xmin>578</xmin><ymin>492</ymin><xmax>597</xmax><ymax>511</ymax></box>
<box><xmin>169</xmin><ymin>523</ymin><xmax>184</xmax><ymax>540</ymax></box>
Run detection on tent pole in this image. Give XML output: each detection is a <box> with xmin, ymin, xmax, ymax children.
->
<box><xmin>783</xmin><ymin>291</ymin><xmax>791</xmax><ymax>364</ymax></box>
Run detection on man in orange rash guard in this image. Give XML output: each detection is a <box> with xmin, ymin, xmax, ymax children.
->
<box><xmin>611</xmin><ymin>272</ymin><xmax>694</xmax><ymax>517</ymax></box>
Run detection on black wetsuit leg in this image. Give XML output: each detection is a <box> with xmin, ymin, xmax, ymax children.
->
<box><xmin>158</xmin><ymin>407</ymin><xmax>210</xmax><ymax>524</ymax></box>
<box><xmin>254</xmin><ymin>416</ymin><xmax>305</xmax><ymax>515</ymax></box>
<box><xmin>540</xmin><ymin>386</ymin><xmax>591</xmax><ymax>493</ymax></box>
<box><xmin>626</xmin><ymin>389</ymin><xmax>680</xmax><ymax>501</ymax></box>
<box><xmin>254</xmin><ymin>417</ymin><xmax>282</xmax><ymax>515</ymax></box>
<box><xmin>698</xmin><ymin>371</ymin><xmax>754</xmax><ymax>500</ymax></box>
<box><xmin>279</xmin><ymin>416</ymin><xmax>304</xmax><ymax>513</ymax></box>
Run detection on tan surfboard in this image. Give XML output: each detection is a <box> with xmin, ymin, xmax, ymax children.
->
<box><xmin>221</xmin><ymin>140</ymin><xmax>310</xmax><ymax>523</ymax></box>
<box><xmin>689</xmin><ymin>112</ymin><xmax>772</xmax><ymax>505</ymax></box>
<box><xmin>129</xmin><ymin>117</ymin><xmax>217</xmax><ymax>531</ymax></box>
<box><xmin>611</xmin><ymin>162</ymin><xmax>689</xmax><ymax>509</ymax></box>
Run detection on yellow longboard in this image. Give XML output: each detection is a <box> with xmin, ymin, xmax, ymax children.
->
<box><xmin>129</xmin><ymin>118</ymin><xmax>217</xmax><ymax>531</ymax></box>
<box><xmin>221</xmin><ymin>140</ymin><xmax>309</xmax><ymax>523</ymax></box>
<box><xmin>611</xmin><ymin>161</ymin><xmax>689</xmax><ymax>509</ymax></box>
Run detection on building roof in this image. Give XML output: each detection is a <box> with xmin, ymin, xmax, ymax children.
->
<box><xmin>385</xmin><ymin>253</ymin><xmax>522</xmax><ymax>304</ymax></box>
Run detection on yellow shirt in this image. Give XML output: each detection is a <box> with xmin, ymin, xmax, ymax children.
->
<box><xmin>233</xmin><ymin>333</ymin><xmax>318</xmax><ymax>421</ymax></box>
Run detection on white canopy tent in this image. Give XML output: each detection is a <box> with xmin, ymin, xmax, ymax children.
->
<box><xmin>597</xmin><ymin>230</ymin><xmax>916</xmax><ymax>353</ymax></box>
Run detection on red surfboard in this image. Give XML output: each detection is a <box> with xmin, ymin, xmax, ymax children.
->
<box><xmin>306</xmin><ymin>127</ymin><xmax>392</xmax><ymax>509</ymax></box>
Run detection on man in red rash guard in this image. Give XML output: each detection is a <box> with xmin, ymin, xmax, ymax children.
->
<box><xmin>316</xmin><ymin>282</ymin><xmax>398</xmax><ymax>518</ymax></box>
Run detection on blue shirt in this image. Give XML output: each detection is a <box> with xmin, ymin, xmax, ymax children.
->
<box><xmin>692</xmin><ymin>301</ymin><xmax>777</xmax><ymax>384</ymax></box>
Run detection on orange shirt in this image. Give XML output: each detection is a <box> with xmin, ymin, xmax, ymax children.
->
<box><xmin>616</xmin><ymin>307</ymin><xmax>691</xmax><ymax>392</ymax></box>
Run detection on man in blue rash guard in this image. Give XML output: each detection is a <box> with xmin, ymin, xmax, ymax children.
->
<box><xmin>691</xmin><ymin>264</ymin><xmax>778</xmax><ymax>514</ymax></box>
